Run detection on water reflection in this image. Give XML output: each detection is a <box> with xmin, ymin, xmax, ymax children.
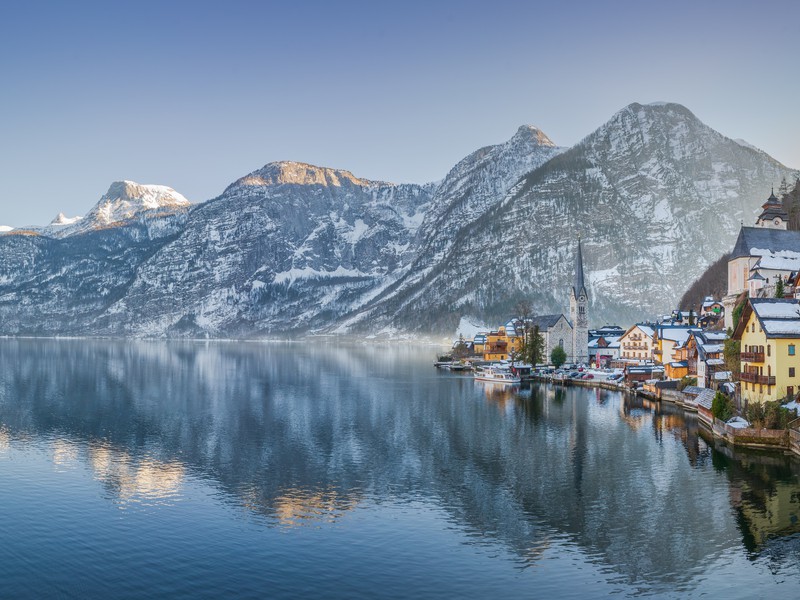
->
<box><xmin>0</xmin><ymin>339</ymin><xmax>798</xmax><ymax>591</ymax></box>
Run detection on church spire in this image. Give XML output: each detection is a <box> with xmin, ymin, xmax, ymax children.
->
<box><xmin>573</xmin><ymin>238</ymin><xmax>586</xmax><ymax>297</ymax></box>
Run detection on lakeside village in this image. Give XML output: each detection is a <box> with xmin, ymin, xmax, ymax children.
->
<box><xmin>437</xmin><ymin>190</ymin><xmax>800</xmax><ymax>458</ymax></box>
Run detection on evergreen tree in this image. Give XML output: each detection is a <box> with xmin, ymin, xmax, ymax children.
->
<box><xmin>775</xmin><ymin>276</ymin><xmax>785</xmax><ymax>298</ymax></box>
<box><xmin>528</xmin><ymin>325</ymin><xmax>545</xmax><ymax>365</ymax></box>
<box><xmin>551</xmin><ymin>345</ymin><xmax>567</xmax><ymax>368</ymax></box>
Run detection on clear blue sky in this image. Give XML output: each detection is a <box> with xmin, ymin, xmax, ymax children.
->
<box><xmin>1</xmin><ymin>0</ymin><xmax>798</xmax><ymax>226</ymax></box>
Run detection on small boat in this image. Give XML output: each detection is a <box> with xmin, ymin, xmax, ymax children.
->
<box><xmin>474</xmin><ymin>366</ymin><xmax>521</xmax><ymax>384</ymax></box>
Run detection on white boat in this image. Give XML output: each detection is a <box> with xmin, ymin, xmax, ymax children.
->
<box><xmin>474</xmin><ymin>366</ymin><xmax>521</xmax><ymax>384</ymax></box>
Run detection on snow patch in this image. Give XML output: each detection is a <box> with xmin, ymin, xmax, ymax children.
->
<box><xmin>272</xmin><ymin>266</ymin><xmax>367</xmax><ymax>285</ymax></box>
<box><xmin>455</xmin><ymin>316</ymin><xmax>488</xmax><ymax>340</ymax></box>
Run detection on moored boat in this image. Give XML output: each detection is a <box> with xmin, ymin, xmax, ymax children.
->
<box><xmin>474</xmin><ymin>366</ymin><xmax>521</xmax><ymax>384</ymax></box>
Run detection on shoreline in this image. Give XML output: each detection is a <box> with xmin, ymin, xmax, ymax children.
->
<box><xmin>531</xmin><ymin>374</ymin><xmax>800</xmax><ymax>460</ymax></box>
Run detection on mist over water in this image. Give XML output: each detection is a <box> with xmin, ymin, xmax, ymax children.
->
<box><xmin>0</xmin><ymin>339</ymin><xmax>798</xmax><ymax>598</ymax></box>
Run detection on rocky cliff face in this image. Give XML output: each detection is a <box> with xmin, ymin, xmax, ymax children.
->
<box><xmin>0</xmin><ymin>103</ymin><xmax>796</xmax><ymax>337</ymax></box>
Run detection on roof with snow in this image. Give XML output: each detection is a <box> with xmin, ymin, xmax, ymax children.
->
<box><xmin>657</xmin><ymin>326</ymin><xmax>701</xmax><ymax>344</ymax></box>
<box><xmin>734</xmin><ymin>298</ymin><xmax>800</xmax><ymax>339</ymax></box>
<box><xmin>752</xmin><ymin>252</ymin><xmax>800</xmax><ymax>272</ymax></box>
<box><xmin>731</xmin><ymin>227</ymin><xmax>800</xmax><ymax>260</ymax></box>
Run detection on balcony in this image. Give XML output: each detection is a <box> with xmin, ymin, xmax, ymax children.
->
<box><xmin>740</xmin><ymin>351</ymin><xmax>765</xmax><ymax>363</ymax></box>
<box><xmin>739</xmin><ymin>372</ymin><xmax>775</xmax><ymax>385</ymax></box>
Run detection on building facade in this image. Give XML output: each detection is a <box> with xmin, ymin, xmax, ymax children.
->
<box><xmin>733</xmin><ymin>298</ymin><xmax>800</xmax><ymax>405</ymax></box>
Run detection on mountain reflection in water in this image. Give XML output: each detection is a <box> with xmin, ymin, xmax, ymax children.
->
<box><xmin>0</xmin><ymin>339</ymin><xmax>798</xmax><ymax>597</ymax></box>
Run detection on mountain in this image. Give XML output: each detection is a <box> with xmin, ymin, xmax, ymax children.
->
<box><xmin>97</xmin><ymin>162</ymin><xmax>436</xmax><ymax>336</ymax></box>
<box><xmin>337</xmin><ymin>102</ymin><xmax>799</xmax><ymax>332</ymax></box>
<box><xmin>333</xmin><ymin>125</ymin><xmax>564</xmax><ymax>335</ymax></box>
<box><xmin>0</xmin><ymin>103</ymin><xmax>796</xmax><ymax>337</ymax></box>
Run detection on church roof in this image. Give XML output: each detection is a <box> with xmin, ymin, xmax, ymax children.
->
<box><xmin>528</xmin><ymin>314</ymin><xmax>567</xmax><ymax>331</ymax></box>
<box><xmin>730</xmin><ymin>227</ymin><xmax>800</xmax><ymax>260</ymax></box>
<box><xmin>756</xmin><ymin>189</ymin><xmax>788</xmax><ymax>223</ymax></box>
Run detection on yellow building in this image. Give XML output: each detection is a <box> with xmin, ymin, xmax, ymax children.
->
<box><xmin>482</xmin><ymin>326</ymin><xmax>523</xmax><ymax>361</ymax></box>
<box><xmin>733</xmin><ymin>298</ymin><xmax>800</xmax><ymax>405</ymax></box>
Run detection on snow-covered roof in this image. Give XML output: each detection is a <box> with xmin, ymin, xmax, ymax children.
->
<box><xmin>753</xmin><ymin>301</ymin><xmax>800</xmax><ymax>319</ymax></box>
<box><xmin>669</xmin><ymin>361</ymin><xmax>688</xmax><ymax>368</ymax></box>
<box><xmin>701</xmin><ymin>343</ymin><xmax>723</xmax><ymax>354</ymax></box>
<box><xmin>658</xmin><ymin>327</ymin><xmax>700</xmax><ymax>344</ymax></box>
<box><xmin>706</xmin><ymin>358</ymin><xmax>726</xmax><ymax>366</ymax></box>
<box><xmin>726</xmin><ymin>416</ymin><xmax>750</xmax><ymax>429</ymax></box>
<box><xmin>752</xmin><ymin>251</ymin><xmax>800</xmax><ymax>272</ymax></box>
<box><xmin>683</xmin><ymin>386</ymin><xmax>704</xmax><ymax>396</ymax></box>
<box><xmin>740</xmin><ymin>299</ymin><xmax>800</xmax><ymax>339</ymax></box>
<box><xmin>714</xmin><ymin>371</ymin><xmax>732</xmax><ymax>381</ymax></box>
<box><xmin>731</xmin><ymin>227</ymin><xmax>800</xmax><ymax>260</ymax></box>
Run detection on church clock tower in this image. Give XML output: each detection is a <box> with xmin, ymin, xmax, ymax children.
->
<box><xmin>569</xmin><ymin>239</ymin><xmax>589</xmax><ymax>364</ymax></box>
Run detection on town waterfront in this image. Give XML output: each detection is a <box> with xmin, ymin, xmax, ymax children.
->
<box><xmin>0</xmin><ymin>339</ymin><xmax>798</xmax><ymax>598</ymax></box>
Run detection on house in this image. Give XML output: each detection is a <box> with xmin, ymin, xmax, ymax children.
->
<box><xmin>482</xmin><ymin>326</ymin><xmax>523</xmax><ymax>361</ymax></box>
<box><xmin>692</xmin><ymin>330</ymin><xmax>728</xmax><ymax>388</ymax></box>
<box><xmin>654</xmin><ymin>325</ymin><xmax>701</xmax><ymax>373</ymax></box>
<box><xmin>473</xmin><ymin>333</ymin><xmax>487</xmax><ymax>355</ymax></box>
<box><xmin>618</xmin><ymin>324</ymin><xmax>656</xmax><ymax>362</ymax></box>
<box><xmin>732</xmin><ymin>297</ymin><xmax>800</xmax><ymax>405</ymax></box>
<box><xmin>589</xmin><ymin>326</ymin><xmax>624</xmax><ymax>367</ymax></box>
<box><xmin>701</xmin><ymin>296</ymin><xmax>724</xmax><ymax>317</ymax></box>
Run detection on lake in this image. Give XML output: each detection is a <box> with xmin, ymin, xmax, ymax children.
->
<box><xmin>0</xmin><ymin>339</ymin><xmax>798</xmax><ymax>598</ymax></box>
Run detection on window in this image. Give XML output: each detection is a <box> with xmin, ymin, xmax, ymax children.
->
<box><xmin>768</xmin><ymin>345</ymin><xmax>771</xmax><ymax>357</ymax></box>
<box><xmin>790</xmin><ymin>368</ymin><xmax>796</xmax><ymax>378</ymax></box>
<box><xmin>789</xmin><ymin>386</ymin><xmax>795</xmax><ymax>399</ymax></box>
<box><xmin>559</xmin><ymin>339</ymin><xmax>564</xmax><ymax>349</ymax></box>
<box><xmin>790</xmin><ymin>345</ymin><xmax>796</xmax><ymax>356</ymax></box>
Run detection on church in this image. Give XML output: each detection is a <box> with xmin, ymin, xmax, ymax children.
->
<box><xmin>723</xmin><ymin>190</ymin><xmax>800</xmax><ymax>329</ymax></box>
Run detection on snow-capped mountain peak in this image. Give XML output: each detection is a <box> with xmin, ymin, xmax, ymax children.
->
<box><xmin>92</xmin><ymin>181</ymin><xmax>190</xmax><ymax>225</ymax></box>
<box><xmin>50</xmin><ymin>213</ymin><xmax>82</xmax><ymax>226</ymax></box>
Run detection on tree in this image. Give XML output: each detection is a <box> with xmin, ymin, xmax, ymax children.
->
<box><xmin>551</xmin><ymin>345</ymin><xmax>567</xmax><ymax>368</ymax></box>
<box><xmin>452</xmin><ymin>334</ymin><xmax>470</xmax><ymax>359</ymax></box>
<box><xmin>732</xmin><ymin>296</ymin><xmax>746</xmax><ymax>330</ymax></box>
<box><xmin>513</xmin><ymin>300</ymin><xmax>533</xmax><ymax>357</ymax></box>
<box><xmin>775</xmin><ymin>276</ymin><xmax>785</xmax><ymax>298</ymax></box>
<box><xmin>688</xmin><ymin>309</ymin><xmax>696</xmax><ymax>326</ymax></box>
<box><xmin>723</xmin><ymin>337</ymin><xmax>741</xmax><ymax>377</ymax></box>
<box><xmin>711</xmin><ymin>392</ymin><xmax>735</xmax><ymax>422</ymax></box>
<box><xmin>527</xmin><ymin>325</ymin><xmax>545</xmax><ymax>365</ymax></box>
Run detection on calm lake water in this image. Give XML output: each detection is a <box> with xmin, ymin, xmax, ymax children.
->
<box><xmin>0</xmin><ymin>339</ymin><xmax>798</xmax><ymax>598</ymax></box>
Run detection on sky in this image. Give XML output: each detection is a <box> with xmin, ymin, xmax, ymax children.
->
<box><xmin>1</xmin><ymin>0</ymin><xmax>798</xmax><ymax>226</ymax></box>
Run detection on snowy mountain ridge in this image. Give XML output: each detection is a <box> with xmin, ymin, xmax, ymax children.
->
<box><xmin>0</xmin><ymin>102</ymin><xmax>796</xmax><ymax>337</ymax></box>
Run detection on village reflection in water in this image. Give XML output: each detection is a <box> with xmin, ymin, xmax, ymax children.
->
<box><xmin>0</xmin><ymin>338</ymin><xmax>797</xmax><ymax>589</ymax></box>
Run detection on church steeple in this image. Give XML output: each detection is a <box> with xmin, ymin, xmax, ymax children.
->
<box><xmin>573</xmin><ymin>237</ymin><xmax>587</xmax><ymax>298</ymax></box>
<box><xmin>756</xmin><ymin>188</ymin><xmax>788</xmax><ymax>229</ymax></box>
<box><xmin>569</xmin><ymin>238</ymin><xmax>589</xmax><ymax>364</ymax></box>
